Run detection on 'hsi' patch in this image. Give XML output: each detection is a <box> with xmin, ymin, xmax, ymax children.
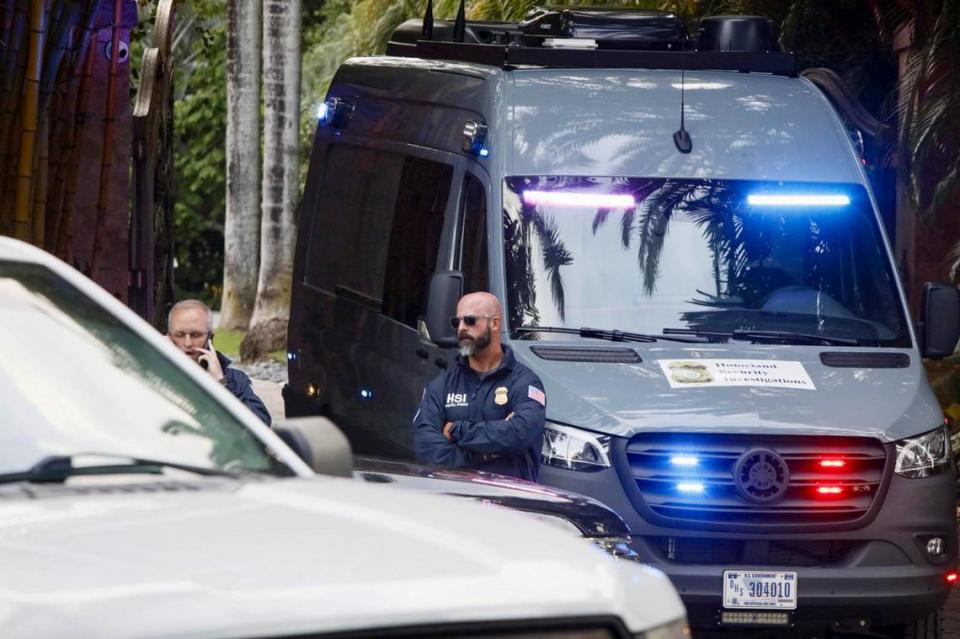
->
<box><xmin>446</xmin><ymin>393</ymin><xmax>469</xmax><ymax>408</ymax></box>
<box><xmin>528</xmin><ymin>385</ymin><xmax>546</xmax><ymax>406</ymax></box>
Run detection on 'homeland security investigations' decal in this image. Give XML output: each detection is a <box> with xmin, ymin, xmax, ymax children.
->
<box><xmin>658</xmin><ymin>360</ymin><xmax>816</xmax><ymax>390</ymax></box>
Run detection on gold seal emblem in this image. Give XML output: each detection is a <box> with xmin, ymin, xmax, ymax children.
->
<box><xmin>494</xmin><ymin>386</ymin><xmax>509</xmax><ymax>406</ymax></box>
<box><xmin>668</xmin><ymin>361</ymin><xmax>714</xmax><ymax>384</ymax></box>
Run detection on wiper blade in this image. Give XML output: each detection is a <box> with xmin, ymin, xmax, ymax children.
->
<box><xmin>663</xmin><ymin>327</ymin><xmax>859</xmax><ymax>346</ymax></box>
<box><xmin>515</xmin><ymin>326</ymin><xmax>708</xmax><ymax>344</ymax></box>
<box><xmin>0</xmin><ymin>453</ymin><xmax>241</xmax><ymax>485</ymax></box>
<box><xmin>731</xmin><ymin>330</ymin><xmax>860</xmax><ymax>346</ymax></box>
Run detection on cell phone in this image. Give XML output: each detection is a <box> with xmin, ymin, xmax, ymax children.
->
<box><xmin>199</xmin><ymin>337</ymin><xmax>213</xmax><ymax>370</ymax></box>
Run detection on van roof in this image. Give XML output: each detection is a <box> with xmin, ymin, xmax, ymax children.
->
<box><xmin>332</xmin><ymin>58</ymin><xmax>863</xmax><ymax>185</ymax></box>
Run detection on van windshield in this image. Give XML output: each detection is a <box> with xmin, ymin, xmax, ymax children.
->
<box><xmin>502</xmin><ymin>177</ymin><xmax>909</xmax><ymax>347</ymax></box>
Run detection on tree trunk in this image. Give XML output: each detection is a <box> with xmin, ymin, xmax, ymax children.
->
<box><xmin>241</xmin><ymin>0</ymin><xmax>300</xmax><ymax>361</ymax></box>
<box><xmin>220</xmin><ymin>0</ymin><xmax>261</xmax><ymax>331</ymax></box>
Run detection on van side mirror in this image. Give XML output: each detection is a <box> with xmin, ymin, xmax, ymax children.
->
<box><xmin>920</xmin><ymin>282</ymin><xmax>960</xmax><ymax>359</ymax></box>
<box><xmin>273</xmin><ymin>417</ymin><xmax>353</xmax><ymax>477</ymax></box>
<box><xmin>425</xmin><ymin>271</ymin><xmax>462</xmax><ymax>347</ymax></box>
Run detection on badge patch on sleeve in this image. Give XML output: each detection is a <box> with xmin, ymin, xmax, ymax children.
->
<box><xmin>528</xmin><ymin>385</ymin><xmax>546</xmax><ymax>406</ymax></box>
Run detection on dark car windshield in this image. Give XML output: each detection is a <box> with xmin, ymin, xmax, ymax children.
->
<box><xmin>503</xmin><ymin>177</ymin><xmax>909</xmax><ymax>347</ymax></box>
<box><xmin>0</xmin><ymin>261</ymin><xmax>291</xmax><ymax>477</ymax></box>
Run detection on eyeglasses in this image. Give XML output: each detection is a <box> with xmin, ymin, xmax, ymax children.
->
<box><xmin>450</xmin><ymin>315</ymin><xmax>497</xmax><ymax>329</ymax></box>
<box><xmin>171</xmin><ymin>331</ymin><xmax>211</xmax><ymax>341</ymax></box>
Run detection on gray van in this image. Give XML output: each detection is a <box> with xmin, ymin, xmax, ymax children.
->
<box><xmin>286</xmin><ymin>9</ymin><xmax>959</xmax><ymax>637</ymax></box>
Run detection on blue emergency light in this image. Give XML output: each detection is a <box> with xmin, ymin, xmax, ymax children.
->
<box><xmin>747</xmin><ymin>194</ymin><xmax>850</xmax><ymax>207</ymax></box>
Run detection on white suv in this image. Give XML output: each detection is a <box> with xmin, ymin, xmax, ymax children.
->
<box><xmin>0</xmin><ymin>237</ymin><xmax>687</xmax><ymax>639</ymax></box>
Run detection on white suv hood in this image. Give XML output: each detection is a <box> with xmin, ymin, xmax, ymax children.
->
<box><xmin>0</xmin><ymin>477</ymin><xmax>683</xmax><ymax>638</ymax></box>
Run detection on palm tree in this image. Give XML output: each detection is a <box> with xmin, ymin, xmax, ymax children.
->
<box><xmin>220</xmin><ymin>0</ymin><xmax>261</xmax><ymax>331</ymax></box>
<box><xmin>240</xmin><ymin>0</ymin><xmax>302</xmax><ymax>361</ymax></box>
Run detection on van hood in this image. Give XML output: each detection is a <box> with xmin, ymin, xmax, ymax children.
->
<box><xmin>0</xmin><ymin>477</ymin><xmax>681</xmax><ymax>639</ymax></box>
<box><xmin>510</xmin><ymin>342</ymin><xmax>941</xmax><ymax>442</ymax></box>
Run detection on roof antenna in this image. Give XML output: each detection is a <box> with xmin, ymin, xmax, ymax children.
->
<box><xmin>421</xmin><ymin>0</ymin><xmax>434</xmax><ymax>40</ymax></box>
<box><xmin>453</xmin><ymin>0</ymin><xmax>466</xmax><ymax>42</ymax></box>
<box><xmin>673</xmin><ymin>35</ymin><xmax>693</xmax><ymax>154</ymax></box>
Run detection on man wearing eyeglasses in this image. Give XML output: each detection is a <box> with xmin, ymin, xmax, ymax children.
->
<box><xmin>413</xmin><ymin>292</ymin><xmax>546</xmax><ymax>481</ymax></box>
<box><xmin>166</xmin><ymin>299</ymin><xmax>271</xmax><ymax>426</ymax></box>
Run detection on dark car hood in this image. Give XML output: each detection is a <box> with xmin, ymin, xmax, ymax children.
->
<box><xmin>353</xmin><ymin>456</ymin><xmax>628</xmax><ymax>538</ymax></box>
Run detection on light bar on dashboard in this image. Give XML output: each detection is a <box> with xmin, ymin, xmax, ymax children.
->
<box><xmin>523</xmin><ymin>190</ymin><xmax>636</xmax><ymax>209</ymax></box>
<box><xmin>747</xmin><ymin>194</ymin><xmax>850</xmax><ymax>207</ymax></box>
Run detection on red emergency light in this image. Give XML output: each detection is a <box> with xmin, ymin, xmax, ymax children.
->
<box><xmin>947</xmin><ymin>572</ymin><xmax>958</xmax><ymax>584</ymax></box>
<box><xmin>815</xmin><ymin>485</ymin><xmax>844</xmax><ymax>497</ymax></box>
<box><xmin>819</xmin><ymin>458</ymin><xmax>846</xmax><ymax>469</ymax></box>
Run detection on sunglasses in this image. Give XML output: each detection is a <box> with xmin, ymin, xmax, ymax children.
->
<box><xmin>450</xmin><ymin>314</ymin><xmax>497</xmax><ymax>329</ymax></box>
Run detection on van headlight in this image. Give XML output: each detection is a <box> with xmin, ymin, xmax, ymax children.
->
<box><xmin>542</xmin><ymin>422</ymin><xmax>611</xmax><ymax>471</ymax></box>
<box><xmin>637</xmin><ymin>617</ymin><xmax>689</xmax><ymax>639</ymax></box>
<box><xmin>895</xmin><ymin>426</ymin><xmax>952</xmax><ymax>478</ymax></box>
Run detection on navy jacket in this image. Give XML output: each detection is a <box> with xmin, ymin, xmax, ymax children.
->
<box><xmin>413</xmin><ymin>345</ymin><xmax>545</xmax><ymax>481</ymax></box>
<box><xmin>218</xmin><ymin>353</ymin><xmax>271</xmax><ymax>426</ymax></box>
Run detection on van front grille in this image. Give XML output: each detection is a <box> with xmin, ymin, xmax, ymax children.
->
<box><xmin>623</xmin><ymin>433</ymin><xmax>889</xmax><ymax>530</ymax></box>
<box><xmin>647</xmin><ymin>536</ymin><xmax>859</xmax><ymax>566</ymax></box>
<box><xmin>650</xmin><ymin>536</ymin><xmax>742</xmax><ymax>564</ymax></box>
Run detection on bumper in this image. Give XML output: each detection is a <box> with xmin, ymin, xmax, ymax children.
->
<box><xmin>540</xmin><ymin>464</ymin><xmax>956</xmax><ymax>630</ymax></box>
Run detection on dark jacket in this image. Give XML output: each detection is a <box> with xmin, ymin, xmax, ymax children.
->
<box><xmin>413</xmin><ymin>345</ymin><xmax>545</xmax><ymax>481</ymax></box>
<box><xmin>218</xmin><ymin>353</ymin><xmax>271</xmax><ymax>426</ymax></box>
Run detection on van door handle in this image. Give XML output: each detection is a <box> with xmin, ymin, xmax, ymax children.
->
<box><xmin>415</xmin><ymin>347</ymin><xmax>429</xmax><ymax>359</ymax></box>
<box><xmin>435</xmin><ymin>358</ymin><xmax>448</xmax><ymax>369</ymax></box>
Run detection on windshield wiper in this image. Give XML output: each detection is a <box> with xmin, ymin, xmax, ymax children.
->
<box><xmin>0</xmin><ymin>453</ymin><xmax>243</xmax><ymax>486</ymax></box>
<box><xmin>663</xmin><ymin>327</ymin><xmax>860</xmax><ymax>346</ymax></box>
<box><xmin>731</xmin><ymin>330</ymin><xmax>860</xmax><ymax>346</ymax></box>
<box><xmin>515</xmin><ymin>326</ymin><xmax>709</xmax><ymax>344</ymax></box>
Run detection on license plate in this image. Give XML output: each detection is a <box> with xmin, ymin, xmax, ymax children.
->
<box><xmin>723</xmin><ymin>571</ymin><xmax>797</xmax><ymax>609</ymax></box>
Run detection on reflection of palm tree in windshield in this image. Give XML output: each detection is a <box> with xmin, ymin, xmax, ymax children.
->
<box><xmin>504</xmin><ymin>211</ymin><xmax>541</xmax><ymax>330</ymax></box>
<box><xmin>509</xmin><ymin>176</ymin><xmax>808</xmax><ymax>327</ymax></box>
<box><xmin>528</xmin><ymin>209</ymin><xmax>573</xmax><ymax>319</ymax></box>
<box><xmin>590</xmin><ymin>179</ymin><xmax>744</xmax><ymax>296</ymax></box>
<box><xmin>505</xmin><ymin>177</ymin><xmax>580</xmax><ymax>324</ymax></box>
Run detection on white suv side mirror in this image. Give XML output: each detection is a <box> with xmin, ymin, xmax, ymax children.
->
<box><xmin>273</xmin><ymin>417</ymin><xmax>353</xmax><ymax>478</ymax></box>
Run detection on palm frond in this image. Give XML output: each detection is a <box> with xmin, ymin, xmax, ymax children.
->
<box><xmin>592</xmin><ymin>208</ymin><xmax>611</xmax><ymax>235</ymax></box>
<box><xmin>619</xmin><ymin>208</ymin><xmax>635</xmax><ymax>249</ymax></box>
<box><xmin>530</xmin><ymin>210</ymin><xmax>573</xmax><ymax>320</ymax></box>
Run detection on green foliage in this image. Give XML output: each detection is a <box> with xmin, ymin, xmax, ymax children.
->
<box><xmin>212</xmin><ymin>328</ymin><xmax>245</xmax><ymax>358</ymax></box>
<box><xmin>172</xmin><ymin>11</ymin><xmax>227</xmax><ymax>307</ymax></box>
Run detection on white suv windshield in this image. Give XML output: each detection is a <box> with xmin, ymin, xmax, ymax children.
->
<box><xmin>503</xmin><ymin>177</ymin><xmax>909</xmax><ymax>346</ymax></box>
<box><xmin>0</xmin><ymin>261</ymin><xmax>290</xmax><ymax>476</ymax></box>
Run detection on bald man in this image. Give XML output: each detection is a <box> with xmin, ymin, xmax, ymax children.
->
<box><xmin>413</xmin><ymin>292</ymin><xmax>546</xmax><ymax>482</ymax></box>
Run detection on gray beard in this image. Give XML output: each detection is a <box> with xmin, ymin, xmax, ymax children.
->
<box><xmin>458</xmin><ymin>327</ymin><xmax>491</xmax><ymax>358</ymax></box>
